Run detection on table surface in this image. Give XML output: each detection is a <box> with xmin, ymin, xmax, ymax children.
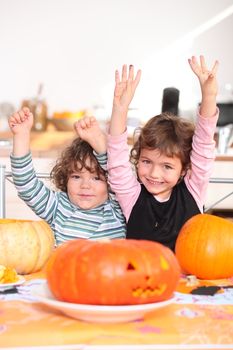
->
<box><xmin>1</xmin><ymin>271</ymin><xmax>233</xmax><ymax>350</ymax></box>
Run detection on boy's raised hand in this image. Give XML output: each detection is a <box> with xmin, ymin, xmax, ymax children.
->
<box><xmin>8</xmin><ymin>107</ymin><xmax>33</xmax><ymax>135</ymax></box>
<box><xmin>188</xmin><ymin>55</ymin><xmax>219</xmax><ymax>97</ymax></box>
<box><xmin>74</xmin><ymin>116</ymin><xmax>107</xmax><ymax>154</ymax></box>
<box><xmin>8</xmin><ymin>107</ymin><xmax>33</xmax><ymax>157</ymax></box>
<box><xmin>74</xmin><ymin>116</ymin><xmax>98</xmax><ymax>141</ymax></box>
<box><xmin>113</xmin><ymin>65</ymin><xmax>141</xmax><ymax>112</ymax></box>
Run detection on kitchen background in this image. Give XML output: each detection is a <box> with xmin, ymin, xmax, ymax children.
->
<box><xmin>0</xmin><ymin>0</ymin><xmax>233</xmax><ymax>219</ymax></box>
<box><xmin>0</xmin><ymin>0</ymin><xmax>233</xmax><ymax>126</ymax></box>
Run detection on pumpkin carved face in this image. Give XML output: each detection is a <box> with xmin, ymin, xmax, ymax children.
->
<box><xmin>46</xmin><ymin>239</ymin><xmax>180</xmax><ymax>305</ymax></box>
<box><xmin>175</xmin><ymin>214</ymin><xmax>233</xmax><ymax>279</ymax></box>
<box><xmin>0</xmin><ymin>219</ymin><xmax>55</xmax><ymax>274</ymax></box>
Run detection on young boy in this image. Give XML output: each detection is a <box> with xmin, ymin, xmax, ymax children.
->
<box><xmin>8</xmin><ymin>110</ymin><xmax>126</xmax><ymax>245</ymax></box>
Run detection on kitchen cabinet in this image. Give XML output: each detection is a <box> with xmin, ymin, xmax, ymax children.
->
<box><xmin>205</xmin><ymin>156</ymin><xmax>233</xmax><ymax>214</ymax></box>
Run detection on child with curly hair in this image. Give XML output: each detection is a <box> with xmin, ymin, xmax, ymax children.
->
<box><xmin>8</xmin><ymin>111</ymin><xmax>126</xmax><ymax>245</ymax></box>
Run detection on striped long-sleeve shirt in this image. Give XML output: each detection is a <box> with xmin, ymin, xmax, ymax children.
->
<box><xmin>10</xmin><ymin>152</ymin><xmax>126</xmax><ymax>245</ymax></box>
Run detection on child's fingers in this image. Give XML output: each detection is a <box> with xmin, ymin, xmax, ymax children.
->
<box><xmin>121</xmin><ymin>64</ymin><xmax>127</xmax><ymax>82</ymax></box>
<box><xmin>74</xmin><ymin>122</ymin><xmax>82</xmax><ymax>135</ymax></box>
<box><xmin>211</xmin><ymin>60</ymin><xmax>219</xmax><ymax>75</ymax></box>
<box><xmin>115</xmin><ymin>70</ymin><xmax>120</xmax><ymax>84</ymax></box>
<box><xmin>73</xmin><ymin>121</ymin><xmax>81</xmax><ymax>132</ymax></box>
<box><xmin>85</xmin><ymin>116</ymin><xmax>95</xmax><ymax>128</ymax></box>
<box><xmin>134</xmin><ymin>69</ymin><xmax>141</xmax><ymax>88</ymax></box>
<box><xmin>188</xmin><ymin>56</ymin><xmax>206</xmax><ymax>78</ymax></box>
<box><xmin>188</xmin><ymin>58</ymin><xmax>194</xmax><ymax>67</ymax></box>
<box><xmin>79</xmin><ymin>119</ymin><xmax>87</xmax><ymax>129</ymax></box>
<box><xmin>188</xmin><ymin>57</ymin><xmax>198</xmax><ymax>72</ymax></box>
<box><xmin>190</xmin><ymin>56</ymin><xmax>198</xmax><ymax>65</ymax></box>
<box><xmin>22</xmin><ymin>107</ymin><xmax>31</xmax><ymax>116</ymax></box>
<box><xmin>89</xmin><ymin>116</ymin><xmax>96</xmax><ymax>125</ymax></box>
<box><xmin>8</xmin><ymin>111</ymin><xmax>25</xmax><ymax>127</ymax></box>
<box><xmin>77</xmin><ymin>116</ymin><xmax>94</xmax><ymax>129</ymax></box>
<box><xmin>10</xmin><ymin>109</ymin><xmax>28</xmax><ymax>123</ymax></box>
<box><xmin>8</xmin><ymin>116</ymin><xmax>17</xmax><ymax>128</ymax></box>
<box><xmin>11</xmin><ymin>112</ymin><xmax>21</xmax><ymax>124</ymax></box>
<box><xmin>83</xmin><ymin>117</ymin><xmax>92</xmax><ymax>128</ymax></box>
<box><xmin>200</xmin><ymin>55</ymin><xmax>207</xmax><ymax>73</ymax></box>
<box><xmin>128</xmin><ymin>65</ymin><xmax>134</xmax><ymax>82</ymax></box>
<box><xmin>18</xmin><ymin>110</ymin><xmax>27</xmax><ymax>121</ymax></box>
<box><xmin>8</xmin><ymin>121</ymin><xmax>15</xmax><ymax>128</ymax></box>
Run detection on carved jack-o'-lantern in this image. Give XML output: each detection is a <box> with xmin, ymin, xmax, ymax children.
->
<box><xmin>46</xmin><ymin>239</ymin><xmax>180</xmax><ymax>305</ymax></box>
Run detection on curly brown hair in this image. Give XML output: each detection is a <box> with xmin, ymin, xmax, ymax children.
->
<box><xmin>51</xmin><ymin>138</ymin><xmax>107</xmax><ymax>192</ymax></box>
<box><xmin>130</xmin><ymin>113</ymin><xmax>195</xmax><ymax>173</ymax></box>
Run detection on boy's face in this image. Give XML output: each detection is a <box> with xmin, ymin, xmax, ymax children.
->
<box><xmin>137</xmin><ymin>148</ymin><xmax>185</xmax><ymax>201</ymax></box>
<box><xmin>67</xmin><ymin>160</ymin><xmax>108</xmax><ymax>210</ymax></box>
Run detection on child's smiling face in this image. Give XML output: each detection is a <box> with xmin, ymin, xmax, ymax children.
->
<box><xmin>137</xmin><ymin>148</ymin><xmax>185</xmax><ymax>201</ymax></box>
<box><xmin>67</xmin><ymin>159</ymin><xmax>108</xmax><ymax>210</ymax></box>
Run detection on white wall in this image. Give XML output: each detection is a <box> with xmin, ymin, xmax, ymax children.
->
<box><xmin>0</xmin><ymin>0</ymin><xmax>233</xmax><ymax>122</ymax></box>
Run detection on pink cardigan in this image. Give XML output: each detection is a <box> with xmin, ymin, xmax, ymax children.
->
<box><xmin>107</xmin><ymin>111</ymin><xmax>218</xmax><ymax>221</ymax></box>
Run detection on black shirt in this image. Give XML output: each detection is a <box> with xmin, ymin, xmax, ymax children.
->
<box><xmin>127</xmin><ymin>180</ymin><xmax>200</xmax><ymax>251</ymax></box>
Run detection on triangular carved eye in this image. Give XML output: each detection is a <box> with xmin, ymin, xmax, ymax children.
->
<box><xmin>127</xmin><ymin>262</ymin><xmax>136</xmax><ymax>270</ymax></box>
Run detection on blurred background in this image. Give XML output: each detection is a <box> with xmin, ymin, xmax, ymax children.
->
<box><xmin>0</xmin><ymin>0</ymin><xmax>233</xmax><ymax>128</ymax></box>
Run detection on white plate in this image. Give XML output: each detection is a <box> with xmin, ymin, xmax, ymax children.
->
<box><xmin>0</xmin><ymin>276</ymin><xmax>25</xmax><ymax>291</ymax></box>
<box><xmin>31</xmin><ymin>282</ymin><xmax>175</xmax><ymax>323</ymax></box>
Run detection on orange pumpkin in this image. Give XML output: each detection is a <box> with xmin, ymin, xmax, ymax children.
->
<box><xmin>46</xmin><ymin>239</ymin><xmax>180</xmax><ymax>305</ymax></box>
<box><xmin>175</xmin><ymin>214</ymin><xmax>233</xmax><ymax>279</ymax></box>
<box><xmin>0</xmin><ymin>219</ymin><xmax>55</xmax><ymax>274</ymax></box>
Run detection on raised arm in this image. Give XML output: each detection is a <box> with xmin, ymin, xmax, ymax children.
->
<box><xmin>8</xmin><ymin>107</ymin><xmax>33</xmax><ymax>157</ymax></box>
<box><xmin>188</xmin><ymin>55</ymin><xmax>219</xmax><ymax>117</ymax></box>
<box><xmin>74</xmin><ymin>116</ymin><xmax>106</xmax><ymax>154</ymax></box>
<box><xmin>185</xmin><ymin>56</ymin><xmax>219</xmax><ymax>211</ymax></box>
<box><xmin>110</xmin><ymin>64</ymin><xmax>141</xmax><ymax>136</ymax></box>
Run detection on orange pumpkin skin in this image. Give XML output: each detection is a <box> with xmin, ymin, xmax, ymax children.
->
<box><xmin>0</xmin><ymin>219</ymin><xmax>55</xmax><ymax>274</ymax></box>
<box><xmin>175</xmin><ymin>214</ymin><xmax>233</xmax><ymax>279</ymax></box>
<box><xmin>46</xmin><ymin>239</ymin><xmax>180</xmax><ymax>305</ymax></box>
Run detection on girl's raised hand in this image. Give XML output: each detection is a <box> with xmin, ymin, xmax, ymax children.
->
<box><xmin>188</xmin><ymin>55</ymin><xmax>219</xmax><ymax>97</ymax></box>
<box><xmin>8</xmin><ymin>107</ymin><xmax>33</xmax><ymax>135</ymax></box>
<box><xmin>113</xmin><ymin>65</ymin><xmax>141</xmax><ymax>111</ymax></box>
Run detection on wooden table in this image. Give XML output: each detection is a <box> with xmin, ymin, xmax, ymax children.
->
<box><xmin>1</xmin><ymin>272</ymin><xmax>233</xmax><ymax>349</ymax></box>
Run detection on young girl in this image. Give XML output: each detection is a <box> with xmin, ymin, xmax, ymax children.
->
<box><xmin>107</xmin><ymin>56</ymin><xmax>219</xmax><ymax>251</ymax></box>
<box><xmin>8</xmin><ymin>109</ymin><xmax>126</xmax><ymax>245</ymax></box>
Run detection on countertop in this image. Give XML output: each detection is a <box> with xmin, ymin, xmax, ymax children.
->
<box><xmin>1</xmin><ymin>130</ymin><xmax>233</xmax><ymax>160</ymax></box>
<box><xmin>0</xmin><ymin>130</ymin><xmax>76</xmax><ymax>158</ymax></box>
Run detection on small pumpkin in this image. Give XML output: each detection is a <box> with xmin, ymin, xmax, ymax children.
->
<box><xmin>46</xmin><ymin>239</ymin><xmax>180</xmax><ymax>305</ymax></box>
<box><xmin>175</xmin><ymin>214</ymin><xmax>233</xmax><ymax>279</ymax></box>
<box><xmin>0</xmin><ymin>219</ymin><xmax>55</xmax><ymax>274</ymax></box>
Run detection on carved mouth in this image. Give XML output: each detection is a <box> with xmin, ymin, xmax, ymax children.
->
<box><xmin>126</xmin><ymin>261</ymin><xmax>167</xmax><ymax>298</ymax></box>
<box><xmin>132</xmin><ymin>284</ymin><xmax>167</xmax><ymax>297</ymax></box>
